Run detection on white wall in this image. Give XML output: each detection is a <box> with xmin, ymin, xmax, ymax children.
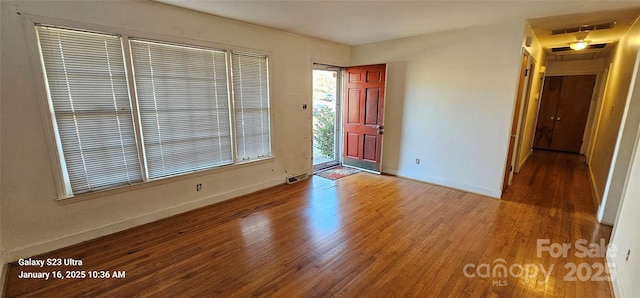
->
<box><xmin>515</xmin><ymin>25</ymin><xmax>546</xmax><ymax>171</ymax></box>
<box><xmin>352</xmin><ymin>21</ymin><xmax>525</xmax><ymax>197</ymax></box>
<box><xmin>608</xmin><ymin>122</ymin><xmax>640</xmax><ymax>298</ymax></box>
<box><xmin>0</xmin><ymin>0</ymin><xmax>350</xmax><ymax>261</ymax></box>
<box><xmin>546</xmin><ymin>58</ymin><xmax>607</xmax><ymax>76</ymax></box>
<box><xmin>588</xmin><ymin>17</ymin><xmax>640</xmax><ymax>224</ymax></box>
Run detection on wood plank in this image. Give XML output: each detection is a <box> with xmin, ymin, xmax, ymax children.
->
<box><xmin>5</xmin><ymin>150</ymin><xmax>612</xmax><ymax>297</ymax></box>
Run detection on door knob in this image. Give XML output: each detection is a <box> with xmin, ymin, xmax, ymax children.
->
<box><xmin>556</xmin><ymin>117</ymin><xmax>561</xmax><ymax>121</ymax></box>
<box><xmin>377</xmin><ymin>125</ymin><xmax>384</xmax><ymax>129</ymax></box>
<box><xmin>550</xmin><ymin>116</ymin><xmax>555</xmax><ymax>120</ymax></box>
<box><xmin>377</xmin><ymin>130</ymin><xmax>384</xmax><ymax>135</ymax></box>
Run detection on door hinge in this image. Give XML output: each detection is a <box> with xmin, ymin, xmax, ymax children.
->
<box><xmin>510</xmin><ymin>165</ymin><xmax>513</xmax><ymax>172</ymax></box>
<box><xmin>525</xmin><ymin>69</ymin><xmax>529</xmax><ymax>77</ymax></box>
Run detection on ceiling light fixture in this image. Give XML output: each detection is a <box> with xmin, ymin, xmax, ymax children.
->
<box><xmin>569</xmin><ymin>39</ymin><xmax>590</xmax><ymax>51</ymax></box>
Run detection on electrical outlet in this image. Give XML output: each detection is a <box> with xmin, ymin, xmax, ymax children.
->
<box><xmin>416</xmin><ymin>158</ymin><xmax>420</xmax><ymax>165</ymax></box>
<box><xmin>196</xmin><ymin>183</ymin><xmax>202</xmax><ymax>192</ymax></box>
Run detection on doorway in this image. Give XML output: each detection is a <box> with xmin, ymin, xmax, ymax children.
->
<box><xmin>533</xmin><ymin>75</ymin><xmax>597</xmax><ymax>153</ymax></box>
<box><xmin>342</xmin><ymin>64</ymin><xmax>386</xmax><ymax>173</ymax></box>
<box><xmin>313</xmin><ymin>64</ymin><xmax>341</xmax><ymax>171</ymax></box>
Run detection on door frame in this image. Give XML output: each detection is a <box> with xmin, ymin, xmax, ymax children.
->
<box><xmin>503</xmin><ymin>50</ymin><xmax>530</xmax><ymax>191</ymax></box>
<box><xmin>514</xmin><ymin>54</ymin><xmax>536</xmax><ymax>173</ymax></box>
<box><xmin>312</xmin><ymin>63</ymin><xmax>343</xmax><ymax>172</ymax></box>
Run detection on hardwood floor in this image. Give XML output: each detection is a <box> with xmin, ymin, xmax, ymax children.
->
<box><xmin>5</xmin><ymin>150</ymin><xmax>613</xmax><ymax>297</ymax></box>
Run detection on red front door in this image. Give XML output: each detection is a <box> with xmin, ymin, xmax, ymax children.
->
<box><xmin>343</xmin><ymin>64</ymin><xmax>386</xmax><ymax>172</ymax></box>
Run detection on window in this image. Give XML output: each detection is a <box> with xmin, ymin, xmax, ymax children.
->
<box><xmin>232</xmin><ymin>53</ymin><xmax>271</xmax><ymax>161</ymax></box>
<box><xmin>36</xmin><ymin>25</ymin><xmax>272</xmax><ymax>198</ymax></box>
<box><xmin>130</xmin><ymin>40</ymin><xmax>232</xmax><ymax>179</ymax></box>
<box><xmin>36</xmin><ymin>26</ymin><xmax>142</xmax><ymax>196</ymax></box>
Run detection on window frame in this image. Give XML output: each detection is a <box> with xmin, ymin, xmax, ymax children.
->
<box><xmin>230</xmin><ymin>51</ymin><xmax>273</xmax><ymax>163</ymax></box>
<box><xmin>36</xmin><ymin>25</ymin><xmax>145</xmax><ymax>196</ymax></box>
<box><xmin>25</xmin><ymin>16</ymin><xmax>275</xmax><ymax>202</ymax></box>
<box><xmin>129</xmin><ymin>38</ymin><xmax>236</xmax><ymax>180</ymax></box>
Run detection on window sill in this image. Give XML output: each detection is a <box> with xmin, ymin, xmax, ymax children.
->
<box><xmin>56</xmin><ymin>156</ymin><xmax>276</xmax><ymax>205</ymax></box>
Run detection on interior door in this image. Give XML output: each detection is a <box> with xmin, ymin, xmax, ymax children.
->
<box><xmin>533</xmin><ymin>75</ymin><xmax>596</xmax><ymax>153</ymax></box>
<box><xmin>343</xmin><ymin>64</ymin><xmax>386</xmax><ymax>172</ymax></box>
<box><xmin>551</xmin><ymin>75</ymin><xmax>596</xmax><ymax>152</ymax></box>
<box><xmin>533</xmin><ymin>76</ymin><xmax>563</xmax><ymax>149</ymax></box>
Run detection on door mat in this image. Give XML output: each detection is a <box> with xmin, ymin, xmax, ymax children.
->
<box><xmin>315</xmin><ymin>166</ymin><xmax>361</xmax><ymax>180</ymax></box>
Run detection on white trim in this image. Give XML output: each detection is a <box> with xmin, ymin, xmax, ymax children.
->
<box><xmin>588</xmin><ymin>164</ymin><xmax>603</xmax><ymax>206</ymax></box>
<box><xmin>21</xmin><ymin>16</ymin><xmax>70</xmax><ymax>199</ymax></box>
<box><xmin>312</xmin><ymin>62</ymin><xmax>343</xmax><ymax>171</ymax></box>
<box><xmin>607</xmin><ymin>252</ymin><xmax>625</xmax><ymax>297</ymax></box>
<box><xmin>57</xmin><ymin>157</ymin><xmax>275</xmax><ymax>205</ymax></box>
<box><xmin>588</xmin><ymin>163</ymin><xmax>615</xmax><ymax>225</ymax></box>
<box><xmin>513</xmin><ymin>51</ymin><xmax>534</xmax><ymax>174</ymax></box>
<box><xmin>121</xmin><ymin>35</ymin><xmax>149</xmax><ymax>182</ymax></box>
<box><xmin>383</xmin><ymin>169</ymin><xmax>502</xmax><ymax>198</ymax></box>
<box><xmin>517</xmin><ymin>150</ymin><xmax>533</xmax><ymax>170</ymax></box>
<box><xmin>6</xmin><ymin>177</ymin><xmax>284</xmax><ymax>262</ymax></box>
<box><xmin>503</xmin><ymin>49</ymin><xmax>529</xmax><ymax>188</ymax></box>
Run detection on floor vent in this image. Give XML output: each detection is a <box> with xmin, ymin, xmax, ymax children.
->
<box><xmin>286</xmin><ymin>173</ymin><xmax>309</xmax><ymax>184</ymax></box>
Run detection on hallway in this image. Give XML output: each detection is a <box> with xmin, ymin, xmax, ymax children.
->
<box><xmin>504</xmin><ymin>150</ymin><xmax>601</xmax><ymax>212</ymax></box>
<box><xmin>5</xmin><ymin>151</ymin><xmax>613</xmax><ymax>297</ymax></box>
<box><xmin>501</xmin><ymin>149</ymin><xmax>613</xmax><ymax>296</ymax></box>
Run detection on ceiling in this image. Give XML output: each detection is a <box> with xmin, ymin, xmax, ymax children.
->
<box><xmin>529</xmin><ymin>8</ymin><xmax>640</xmax><ymax>61</ymax></box>
<box><xmin>156</xmin><ymin>1</ymin><xmax>640</xmax><ymax>47</ymax></box>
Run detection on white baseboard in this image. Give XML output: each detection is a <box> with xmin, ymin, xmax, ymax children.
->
<box><xmin>6</xmin><ymin>177</ymin><xmax>284</xmax><ymax>263</ymax></box>
<box><xmin>587</xmin><ymin>165</ymin><xmax>615</xmax><ymax>225</ymax></box>
<box><xmin>383</xmin><ymin>169</ymin><xmax>501</xmax><ymax>198</ymax></box>
<box><xmin>588</xmin><ymin>165</ymin><xmax>603</xmax><ymax>207</ymax></box>
<box><xmin>607</xmin><ymin>253</ymin><xmax>625</xmax><ymax>297</ymax></box>
<box><xmin>382</xmin><ymin>168</ymin><xmax>398</xmax><ymax>175</ymax></box>
<box><xmin>517</xmin><ymin>150</ymin><xmax>533</xmax><ymax>172</ymax></box>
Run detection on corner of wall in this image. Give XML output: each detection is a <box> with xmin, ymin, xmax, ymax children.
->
<box><xmin>606</xmin><ymin>253</ymin><xmax>625</xmax><ymax>297</ymax></box>
<box><xmin>588</xmin><ymin>164</ymin><xmax>602</xmax><ymax>206</ymax></box>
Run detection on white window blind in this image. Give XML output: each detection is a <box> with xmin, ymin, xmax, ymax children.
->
<box><xmin>231</xmin><ymin>53</ymin><xmax>271</xmax><ymax>161</ymax></box>
<box><xmin>36</xmin><ymin>26</ymin><xmax>142</xmax><ymax>196</ymax></box>
<box><xmin>130</xmin><ymin>40</ymin><xmax>233</xmax><ymax>179</ymax></box>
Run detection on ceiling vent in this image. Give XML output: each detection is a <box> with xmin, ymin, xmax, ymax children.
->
<box><xmin>551</xmin><ymin>43</ymin><xmax>608</xmax><ymax>52</ymax></box>
<box><xmin>549</xmin><ymin>22</ymin><xmax>616</xmax><ymax>35</ymax></box>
